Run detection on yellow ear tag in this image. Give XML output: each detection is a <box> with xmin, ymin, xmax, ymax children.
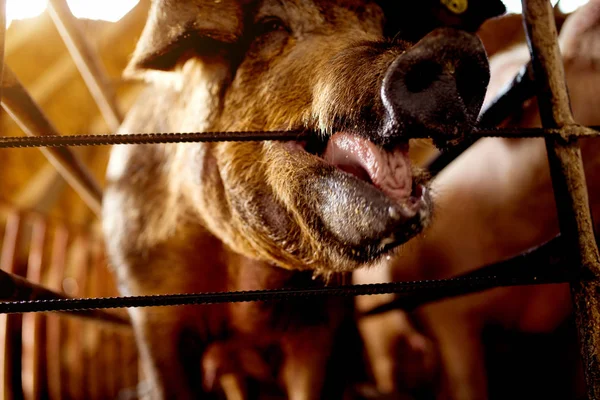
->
<box><xmin>441</xmin><ymin>0</ymin><xmax>468</xmax><ymax>15</ymax></box>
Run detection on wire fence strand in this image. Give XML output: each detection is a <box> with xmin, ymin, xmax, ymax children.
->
<box><xmin>0</xmin><ymin>271</ymin><xmax>572</xmax><ymax>315</ymax></box>
<box><xmin>1</xmin><ymin>126</ymin><xmax>600</xmax><ymax>149</ymax></box>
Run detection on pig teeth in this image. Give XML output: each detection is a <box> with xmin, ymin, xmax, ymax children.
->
<box><xmin>379</xmin><ymin>236</ymin><xmax>396</xmax><ymax>250</ymax></box>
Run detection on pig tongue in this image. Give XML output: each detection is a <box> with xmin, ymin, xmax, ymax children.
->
<box><xmin>322</xmin><ymin>133</ymin><xmax>412</xmax><ymax>202</ymax></box>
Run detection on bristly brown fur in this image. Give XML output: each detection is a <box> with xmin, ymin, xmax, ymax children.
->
<box><xmin>103</xmin><ymin>1</ymin><xmax>490</xmax><ymax>398</ymax></box>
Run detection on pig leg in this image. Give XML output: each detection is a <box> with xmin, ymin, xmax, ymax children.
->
<box><xmin>354</xmin><ymin>267</ymin><xmax>438</xmax><ymax>394</ymax></box>
<box><xmin>358</xmin><ymin>312</ymin><xmax>402</xmax><ymax>394</ymax></box>
<box><xmin>219</xmin><ymin>374</ymin><xmax>247</xmax><ymax>400</ymax></box>
<box><xmin>419</xmin><ymin>302</ymin><xmax>487</xmax><ymax>400</ymax></box>
<box><xmin>202</xmin><ymin>341</ymin><xmax>273</xmax><ymax>400</ymax></box>
<box><xmin>280</xmin><ymin>328</ymin><xmax>334</xmax><ymax>400</ymax></box>
<box><xmin>358</xmin><ymin>310</ymin><xmax>438</xmax><ymax>394</ymax></box>
<box><xmin>130</xmin><ymin>309</ymin><xmax>199</xmax><ymax>400</ymax></box>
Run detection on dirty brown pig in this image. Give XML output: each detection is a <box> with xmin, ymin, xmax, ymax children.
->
<box><xmin>102</xmin><ymin>1</ymin><xmax>491</xmax><ymax>398</ymax></box>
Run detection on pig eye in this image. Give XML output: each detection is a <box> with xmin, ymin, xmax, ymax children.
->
<box><xmin>254</xmin><ymin>17</ymin><xmax>289</xmax><ymax>37</ymax></box>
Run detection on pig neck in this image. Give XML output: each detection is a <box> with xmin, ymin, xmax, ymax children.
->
<box><xmin>226</xmin><ymin>251</ymin><xmax>324</xmax><ymax>292</ymax></box>
<box><xmin>225</xmin><ymin>250</ymin><xmax>349</xmax><ymax>337</ymax></box>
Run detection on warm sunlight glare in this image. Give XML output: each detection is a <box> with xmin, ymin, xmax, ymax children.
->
<box><xmin>502</xmin><ymin>0</ymin><xmax>588</xmax><ymax>13</ymax></box>
<box><xmin>6</xmin><ymin>0</ymin><xmax>140</xmax><ymax>28</ymax></box>
<box><xmin>6</xmin><ymin>0</ymin><xmax>46</xmax><ymax>27</ymax></box>
<box><xmin>3</xmin><ymin>1</ymin><xmax>592</xmax><ymax>28</ymax></box>
<box><xmin>67</xmin><ymin>0</ymin><xmax>140</xmax><ymax>22</ymax></box>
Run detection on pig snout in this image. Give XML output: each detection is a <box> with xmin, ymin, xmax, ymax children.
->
<box><xmin>381</xmin><ymin>28</ymin><xmax>490</xmax><ymax>139</ymax></box>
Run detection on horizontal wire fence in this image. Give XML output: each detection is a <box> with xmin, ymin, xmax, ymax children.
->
<box><xmin>0</xmin><ymin>120</ymin><xmax>583</xmax><ymax>316</ymax></box>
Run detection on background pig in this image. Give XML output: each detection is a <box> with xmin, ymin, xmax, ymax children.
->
<box><xmin>356</xmin><ymin>2</ymin><xmax>600</xmax><ymax>399</ymax></box>
<box><xmin>102</xmin><ymin>0</ymin><xmax>492</xmax><ymax>399</ymax></box>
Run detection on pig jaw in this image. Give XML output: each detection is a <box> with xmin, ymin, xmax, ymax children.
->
<box><xmin>309</xmin><ymin>170</ymin><xmax>431</xmax><ymax>265</ymax></box>
<box><xmin>275</xmin><ymin>130</ymin><xmax>432</xmax><ymax>268</ymax></box>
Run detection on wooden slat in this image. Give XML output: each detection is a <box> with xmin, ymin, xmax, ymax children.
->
<box><xmin>100</xmin><ymin>263</ymin><xmax>118</xmax><ymax>399</ymax></box>
<box><xmin>0</xmin><ymin>213</ymin><xmax>20</xmax><ymax>271</ymax></box>
<box><xmin>1</xmin><ymin>66</ymin><xmax>103</xmax><ymax>217</ymax></box>
<box><xmin>15</xmin><ymin>1</ymin><xmax>148</xmax><ymax>108</ymax></box>
<box><xmin>64</xmin><ymin>234</ymin><xmax>88</xmax><ymax>400</ymax></box>
<box><xmin>48</xmin><ymin>0</ymin><xmax>123</xmax><ymax>131</ymax></box>
<box><xmin>45</xmin><ymin>224</ymin><xmax>68</xmax><ymax>400</ymax></box>
<box><xmin>21</xmin><ymin>217</ymin><xmax>48</xmax><ymax>400</ymax></box>
<box><xmin>0</xmin><ymin>213</ymin><xmax>24</xmax><ymax>400</ymax></box>
<box><xmin>84</xmin><ymin>242</ymin><xmax>101</xmax><ymax>400</ymax></box>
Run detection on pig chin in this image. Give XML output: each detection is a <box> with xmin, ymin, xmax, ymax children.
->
<box><xmin>288</xmin><ymin>132</ymin><xmax>431</xmax><ymax>265</ymax></box>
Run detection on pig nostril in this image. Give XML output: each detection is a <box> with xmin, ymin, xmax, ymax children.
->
<box><xmin>456</xmin><ymin>61</ymin><xmax>487</xmax><ymax>110</ymax></box>
<box><xmin>404</xmin><ymin>61</ymin><xmax>443</xmax><ymax>94</ymax></box>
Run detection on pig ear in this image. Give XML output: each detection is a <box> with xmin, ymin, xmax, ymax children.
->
<box><xmin>125</xmin><ymin>0</ymin><xmax>249</xmax><ymax>78</ymax></box>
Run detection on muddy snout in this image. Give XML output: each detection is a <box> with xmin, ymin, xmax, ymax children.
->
<box><xmin>381</xmin><ymin>28</ymin><xmax>490</xmax><ymax>139</ymax></box>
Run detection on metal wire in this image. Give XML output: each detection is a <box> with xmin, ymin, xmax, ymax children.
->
<box><xmin>0</xmin><ymin>271</ymin><xmax>572</xmax><ymax>315</ymax></box>
<box><xmin>0</xmin><ymin>131</ymin><xmax>308</xmax><ymax>148</ymax></box>
<box><xmin>1</xmin><ymin>127</ymin><xmax>599</xmax><ymax>149</ymax></box>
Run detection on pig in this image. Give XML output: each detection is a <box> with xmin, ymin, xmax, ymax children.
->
<box><xmin>355</xmin><ymin>2</ymin><xmax>600</xmax><ymax>399</ymax></box>
<box><xmin>102</xmin><ymin>1</ymin><xmax>493</xmax><ymax>399</ymax></box>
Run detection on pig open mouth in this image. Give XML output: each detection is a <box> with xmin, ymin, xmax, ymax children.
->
<box><xmin>285</xmin><ymin>131</ymin><xmax>431</xmax><ymax>263</ymax></box>
<box><xmin>321</xmin><ymin>133</ymin><xmax>427</xmax><ymax>214</ymax></box>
